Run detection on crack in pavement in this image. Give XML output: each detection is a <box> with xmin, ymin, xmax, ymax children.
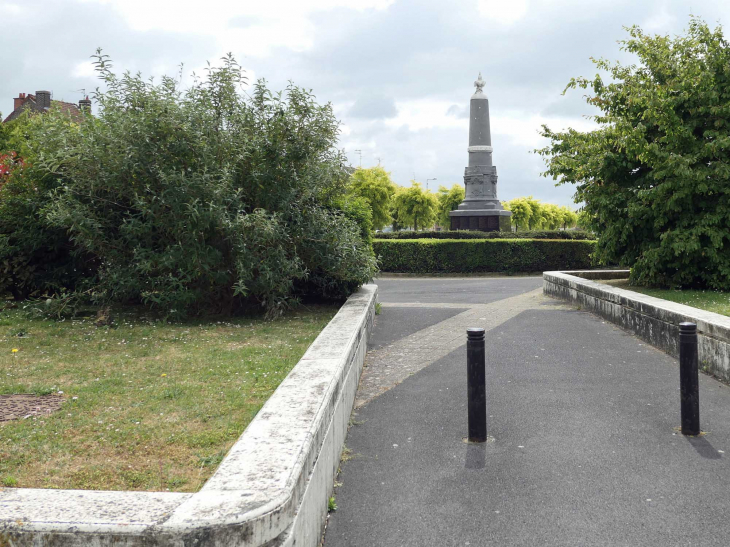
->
<box><xmin>356</xmin><ymin>288</ymin><xmax>568</xmax><ymax>408</ymax></box>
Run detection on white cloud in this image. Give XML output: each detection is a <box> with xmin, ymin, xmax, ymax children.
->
<box><xmin>642</xmin><ymin>6</ymin><xmax>676</xmax><ymax>32</ymax></box>
<box><xmin>0</xmin><ymin>2</ymin><xmax>21</xmax><ymax>14</ymax></box>
<box><xmin>477</xmin><ymin>0</ymin><xmax>528</xmax><ymax>25</ymax></box>
<box><xmin>80</xmin><ymin>0</ymin><xmax>394</xmax><ymax>57</ymax></box>
<box><xmin>72</xmin><ymin>61</ymin><xmax>96</xmax><ymax>78</ymax></box>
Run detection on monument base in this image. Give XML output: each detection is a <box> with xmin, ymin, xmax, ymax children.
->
<box><xmin>449</xmin><ymin>210</ymin><xmax>512</xmax><ymax>232</ymax></box>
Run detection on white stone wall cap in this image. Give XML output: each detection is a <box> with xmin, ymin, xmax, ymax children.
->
<box><xmin>544</xmin><ymin>271</ymin><xmax>730</xmax><ymax>340</ymax></box>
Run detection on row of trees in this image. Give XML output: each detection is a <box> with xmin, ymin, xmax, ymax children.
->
<box><xmin>349</xmin><ymin>168</ymin><xmax>466</xmax><ymax>231</ymax></box>
<box><xmin>347</xmin><ymin>166</ymin><xmax>578</xmax><ymax>232</ymax></box>
<box><xmin>502</xmin><ymin>196</ymin><xmax>578</xmax><ymax>231</ymax></box>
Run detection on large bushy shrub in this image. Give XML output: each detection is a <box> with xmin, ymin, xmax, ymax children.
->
<box><xmin>374</xmin><ymin>239</ymin><xmax>595</xmax><ymax>273</ymax></box>
<box><xmin>0</xmin><ymin>53</ymin><xmax>376</xmax><ymax>317</ymax></box>
<box><xmin>538</xmin><ymin>19</ymin><xmax>730</xmax><ymax>290</ymax></box>
<box><xmin>374</xmin><ymin>230</ymin><xmax>594</xmax><ymax>240</ymax></box>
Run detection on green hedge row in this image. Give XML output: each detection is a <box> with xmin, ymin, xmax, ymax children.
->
<box><xmin>374</xmin><ymin>239</ymin><xmax>596</xmax><ymax>273</ymax></box>
<box><xmin>374</xmin><ymin>230</ymin><xmax>594</xmax><ymax>240</ymax></box>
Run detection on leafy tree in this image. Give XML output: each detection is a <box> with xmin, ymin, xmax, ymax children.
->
<box><xmin>576</xmin><ymin>209</ymin><xmax>594</xmax><ymax>232</ymax></box>
<box><xmin>560</xmin><ymin>206</ymin><xmax>579</xmax><ymax>230</ymax></box>
<box><xmin>505</xmin><ymin>197</ymin><xmax>533</xmax><ymax>231</ymax></box>
<box><xmin>349</xmin><ymin>166</ymin><xmax>397</xmax><ymax>230</ymax></box>
<box><xmin>524</xmin><ymin>196</ymin><xmax>545</xmax><ymax>230</ymax></box>
<box><xmin>539</xmin><ymin>18</ymin><xmax>730</xmax><ymax>289</ymax></box>
<box><xmin>389</xmin><ymin>188</ymin><xmax>406</xmax><ymax>232</ymax></box>
<box><xmin>540</xmin><ymin>203</ymin><xmax>562</xmax><ymax>230</ymax></box>
<box><xmin>436</xmin><ymin>184</ymin><xmax>465</xmax><ymax>228</ymax></box>
<box><xmin>392</xmin><ymin>181</ymin><xmax>438</xmax><ymax>231</ymax></box>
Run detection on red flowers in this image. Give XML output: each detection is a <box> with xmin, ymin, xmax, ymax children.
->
<box><xmin>0</xmin><ymin>151</ymin><xmax>25</xmax><ymax>180</ymax></box>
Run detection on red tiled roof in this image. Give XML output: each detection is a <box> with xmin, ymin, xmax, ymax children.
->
<box><xmin>3</xmin><ymin>93</ymin><xmax>85</xmax><ymax>124</ymax></box>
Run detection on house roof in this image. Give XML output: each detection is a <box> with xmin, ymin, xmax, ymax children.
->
<box><xmin>3</xmin><ymin>94</ymin><xmax>85</xmax><ymax>124</ymax></box>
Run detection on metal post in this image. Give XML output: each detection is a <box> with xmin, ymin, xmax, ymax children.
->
<box><xmin>467</xmin><ymin>327</ymin><xmax>487</xmax><ymax>442</ymax></box>
<box><xmin>679</xmin><ymin>322</ymin><xmax>700</xmax><ymax>436</ymax></box>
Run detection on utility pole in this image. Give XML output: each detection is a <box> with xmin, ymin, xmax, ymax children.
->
<box><xmin>354</xmin><ymin>149</ymin><xmax>362</xmax><ymax>168</ymax></box>
<box><xmin>426</xmin><ymin>178</ymin><xmax>437</xmax><ymax>191</ymax></box>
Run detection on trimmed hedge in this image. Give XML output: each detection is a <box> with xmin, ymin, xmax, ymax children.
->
<box><xmin>374</xmin><ymin>230</ymin><xmax>594</xmax><ymax>240</ymax></box>
<box><xmin>375</xmin><ymin>238</ymin><xmax>596</xmax><ymax>273</ymax></box>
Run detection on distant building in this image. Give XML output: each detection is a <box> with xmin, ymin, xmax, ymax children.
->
<box><xmin>3</xmin><ymin>91</ymin><xmax>91</xmax><ymax>124</ymax></box>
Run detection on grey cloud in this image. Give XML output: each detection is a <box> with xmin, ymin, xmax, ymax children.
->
<box><xmin>228</xmin><ymin>15</ymin><xmax>262</xmax><ymax>29</ymax></box>
<box><xmin>348</xmin><ymin>95</ymin><xmax>397</xmax><ymax>119</ymax></box>
<box><xmin>1</xmin><ymin>0</ymin><xmax>216</xmax><ymax>118</ymax></box>
<box><xmin>5</xmin><ymin>0</ymin><xmax>729</xmax><ymax>207</ymax></box>
<box><xmin>446</xmin><ymin>104</ymin><xmax>468</xmax><ymax>118</ymax></box>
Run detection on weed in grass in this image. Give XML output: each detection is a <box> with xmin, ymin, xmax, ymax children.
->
<box><xmin>2</xmin><ymin>476</ymin><xmax>18</xmax><ymax>487</ymax></box>
<box><xmin>197</xmin><ymin>450</ymin><xmax>227</xmax><ymax>468</ymax></box>
<box><xmin>374</xmin><ymin>302</ymin><xmax>382</xmax><ymax>315</ymax></box>
<box><xmin>328</xmin><ymin>496</ymin><xmax>337</xmax><ymax>512</ymax></box>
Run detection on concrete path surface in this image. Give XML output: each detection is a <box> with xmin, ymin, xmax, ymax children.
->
<box><xmin>324</xmin><ymin>276</ymin><xmax>730</xmax><ymax>547</ymax></box>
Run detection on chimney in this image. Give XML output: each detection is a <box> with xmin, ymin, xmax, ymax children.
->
<box><xmin>14</xmin><ymin>93</ymin><xmax>26</xmax><ymax>110</ymax></box>
<box><xmin>35</xmin><ymin>90</ymin><xmax>51</xmax><ymax>109</ymax></box>
<box><xmin>79</xmin><ymin>96</ymin><xmax>92</xmax><ymax>111</ymax></box>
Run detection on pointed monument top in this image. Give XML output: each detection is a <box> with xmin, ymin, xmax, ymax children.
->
<box><xmin>474</xmin><ymin>72</ymin><xmax>485</xmax><ymax>94</ymax></box>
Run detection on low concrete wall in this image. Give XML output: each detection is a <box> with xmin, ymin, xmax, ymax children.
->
<box><xmin>544</xmin><ymin>271</ymin><xmax>730</xmax><ymax>382</ymax></box>
<box><xmin>0</xmin><ymin>284</ymin><xmax>378</xmax><ymax>546</ymax></box>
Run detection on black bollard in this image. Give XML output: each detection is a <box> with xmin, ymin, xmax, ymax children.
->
<box><xmin>467</xmin><ymin>327</ymin><xmax>487</xmax><ymax>443</ymax></box>
<box><xmin>679</xmin><ymin>322</ymin><xmax>700</xmax><ymax>436</ymax></box>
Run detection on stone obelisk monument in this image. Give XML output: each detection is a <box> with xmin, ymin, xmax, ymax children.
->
<box><xmin>449</xmin><ymin>73</ymin><xmax>511</xmax><ymax>231</ymax></box>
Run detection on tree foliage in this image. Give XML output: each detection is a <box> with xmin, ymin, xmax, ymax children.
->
<box><xmin>436</xmin><ymin>184</ymin><xmax>465</xmax><ymax>228</ymax></box>
<box><xmin>392</xmin><ymin>182</ymin><xmax>438</xmax><ymax>231</ymax></box>
<box><xmin>0</xmin><ymin>52</ymin><xmax>376</xmax><ymax>316</ymax></box>
<box><xmin>348</xmin><ymin>166</ymin><xmax>397</xmax><ymax>230</ymax></box>
<box><xmin>538</xmin><ymin>18</ymin><xmax>730</xmax><ymax>289</ymax></box>
<box><xmin>0</xmin><ymin>112</ymin><xmax>92</xmax><ymax>300</ymax></box>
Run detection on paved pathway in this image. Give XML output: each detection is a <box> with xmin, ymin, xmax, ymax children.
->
<box><xmin>324</xmin><ymin>276</ymin><xmax>730</xmax><ymax>547</ymax></box>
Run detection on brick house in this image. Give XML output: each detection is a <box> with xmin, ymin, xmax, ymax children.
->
<box><xmin>3</xmin><ymin>90</ymin><xmax>91</xmax><ymax>123</ymax></box>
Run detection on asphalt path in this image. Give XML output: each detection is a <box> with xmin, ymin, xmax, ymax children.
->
<box><xmin>324</xmin><ymin>276</ymin><xmax>730</xmax><ymax>547</ymax></box>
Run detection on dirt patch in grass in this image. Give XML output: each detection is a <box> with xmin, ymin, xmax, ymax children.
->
<box><xmin>601</xmin><ymin>279</ymin><xmax>730</xmax><ymax>317</ymax></box>
<box><xmin>0</xmin><ymin>304</ymin><xmax>337</xmax><ymax>492</ymax></box>
<box><xmin>0</xmin><ymin>394</ymin><xmax>65</xmax><ymax>422</ymax></box>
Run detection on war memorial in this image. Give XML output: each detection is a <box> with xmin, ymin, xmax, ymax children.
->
<box><xmin>449</xmin><ymin>73</ymin><xmax>512</xmax><ymax>232</ymax></box>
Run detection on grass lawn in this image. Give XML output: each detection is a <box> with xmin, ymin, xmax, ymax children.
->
<box><xmin>0</xmin><ymin>303</ymin><xmax>337</xmax><ymax>492</ymax></box>
<box><xmin>603</xmin><ymin>279</ymin><xmax>730</xmax><ymax>318</ymax></box>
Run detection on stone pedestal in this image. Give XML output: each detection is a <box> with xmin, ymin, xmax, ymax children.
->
<box><xmin>449</xmin><ymin>211</ymin><xmax>512</xmax><ymax>231</ymax></box>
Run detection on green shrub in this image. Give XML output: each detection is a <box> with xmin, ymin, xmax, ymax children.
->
<box><xmin>374</xmin><ymin>239</ymin><xmax>596</xmax><ymax>273</ymax></box>
<box><xmin>0</xmin><ymin>52</ymin><xmax>376</xmax><ymax>317</ymax></box>
<box><xmin>374</xmin><ymin>230</ymin><xmax>594</xmax><ymax>240</ymax></box>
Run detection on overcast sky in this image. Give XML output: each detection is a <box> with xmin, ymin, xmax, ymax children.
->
<box><xmin>2</xmin><ymin>0</ymin><xmax>729</xmax><ymax>206</ymax></box>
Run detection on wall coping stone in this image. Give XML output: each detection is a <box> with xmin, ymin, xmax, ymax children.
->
<box><xmin>544</xmin><ymin>271</ymin><xmax>730</xmax><ymax>381</ymax></box>
<box><xmin>0</xmin><ymin>284</ymin><xmax>378</xmax><ymax>546</ymax></box>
